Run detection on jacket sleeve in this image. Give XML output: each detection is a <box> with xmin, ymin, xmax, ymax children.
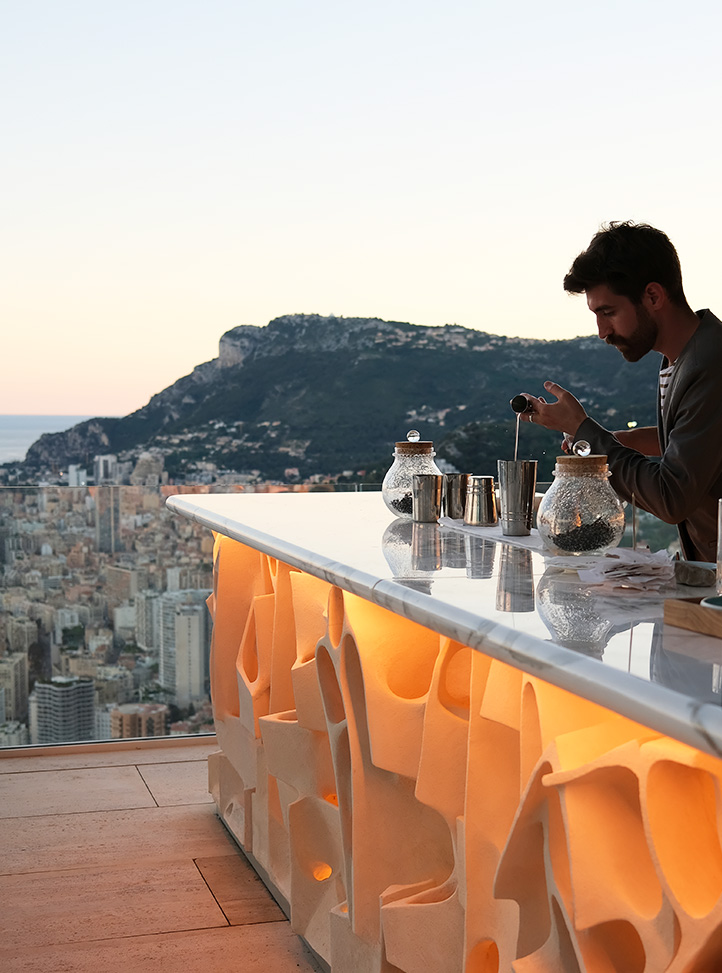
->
<box><xmin>575</xmin><ymin>367</ymin><xmax>722</xmax><ymax>524</ymax></box>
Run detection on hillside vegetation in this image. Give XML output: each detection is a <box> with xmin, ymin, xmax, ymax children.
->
<box><xmin>22</xmin><ymin>314</ymin><xmax>659</xmax><ymax>482</ymax></box>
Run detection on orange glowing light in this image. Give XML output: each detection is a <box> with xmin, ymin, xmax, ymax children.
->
<box><xmin>312</xmin><ymin>862</ymin><xmax>333</xmax><ymax>881</ymax></box>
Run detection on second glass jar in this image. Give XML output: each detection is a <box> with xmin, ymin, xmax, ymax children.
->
<box><xmin>536</xmin><ymin>454</ymin><xmax>625</xmax><ymax>556</ymax></box>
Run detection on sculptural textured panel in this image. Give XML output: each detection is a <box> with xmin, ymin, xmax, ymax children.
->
<box><xmin>207</xmin><ymin>534</ymin><xmax>722</xmax><ymax>972</ymax></box>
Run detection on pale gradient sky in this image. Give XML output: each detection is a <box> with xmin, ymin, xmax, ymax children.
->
<box><xmin>3</xmin><ymin>0</ymin><xmax>722</xmax><ymax>416</ymax></box>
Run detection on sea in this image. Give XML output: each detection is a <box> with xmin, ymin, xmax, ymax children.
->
<box><xmin>0</xmin><ymin>415</ymin><xmax>95</xmax><ymax>464</ymax></box>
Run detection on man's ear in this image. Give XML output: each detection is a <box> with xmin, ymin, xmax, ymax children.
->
<box><xmin>643</xmin><ymin>282</ymin><xmax>667</xmax><ymax>310</ymax></box>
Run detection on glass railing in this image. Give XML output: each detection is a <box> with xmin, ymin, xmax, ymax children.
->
<box><xmin>0</xmin><ymin>479</ymin><xmax>678</xmax><ymax>749</ymax></box>
<box><xmin>0</xmin><ymin>482</ymin><xmax>382</xmax><ymax>749</ymax></box>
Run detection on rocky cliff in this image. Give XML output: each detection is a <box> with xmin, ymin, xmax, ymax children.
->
<box><xmin>20</xmin><ymin>313</ymin><xmax>660</xmax><ymax>481</ymax></box>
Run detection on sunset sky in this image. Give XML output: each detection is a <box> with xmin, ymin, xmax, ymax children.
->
<box><xmin>3</xmin><ymin>0</ymin><xmax>722</xmax><ymax>417</ymax></box>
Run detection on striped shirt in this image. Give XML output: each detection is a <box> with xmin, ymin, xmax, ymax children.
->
<box><xmin>659</xmin><ymin>362</ymin><xmax>675</xmax><ymax>413</ymax></box>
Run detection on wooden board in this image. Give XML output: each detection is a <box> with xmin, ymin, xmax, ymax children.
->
<box><xmin>664</xmin><ymin>598</ymin><xmax>722</xmax><ymax>639</ymax></box>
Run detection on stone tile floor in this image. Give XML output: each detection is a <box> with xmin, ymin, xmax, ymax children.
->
<box><xmin>0</xmin><ymin>738</ymin><xmax>323</xmax><ymax>973</ymax></box>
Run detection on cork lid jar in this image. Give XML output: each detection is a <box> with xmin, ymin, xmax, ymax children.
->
<box><xmin>381</xmin><ymin>430</ymin><xmax>442</xmax><ymax>519</ymax></box>
<box><xmin>536</xmin><ymin>453</ymin><xmax>626</xmax><ymax>555</ymax></box>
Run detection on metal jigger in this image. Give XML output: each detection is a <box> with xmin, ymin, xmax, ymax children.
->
<box><xmin>411</xmin><ymin>474</ymin><xmax>444</xmax><ymax>522</ymax></box>
<box><xmin>444</xmin><ymin>473</ymin><xmax>471</xmax><ymax>520</ymax></box>
<box><xmin>463</xmin><ymin>476</ymin><xmax>497</xmax><ymax>526</ymax></box>
<box><xmin>496</xmin><ymin>545</ymin><xmax>535</xmax><ymax>612</ymax></box>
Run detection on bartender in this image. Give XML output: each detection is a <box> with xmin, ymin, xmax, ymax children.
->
<box><xmin>520</xmin><ymin>221</ymin><xmax>722</xmax><ymax>563</ymax></box>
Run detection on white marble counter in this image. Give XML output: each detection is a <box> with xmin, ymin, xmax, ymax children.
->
<box><xmin>167</xmin><ymin>491</ymin><xmax>722</xmax><ymax>758</ymax></box>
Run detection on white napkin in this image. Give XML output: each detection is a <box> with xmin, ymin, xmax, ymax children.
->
<box><xmin>438</xmin><ymin>517</ymin><xmax>547</xmax><ymax>554</ymax></box>
<box><xmin>574</xmin><ymin>547</ymin><xmax>675</xmax><ymax>591</ymax></box>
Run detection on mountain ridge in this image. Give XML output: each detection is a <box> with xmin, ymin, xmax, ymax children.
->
<box><xmin>19</xmin><ymin>313</ymin><xmax>660</xmax><ymax>482</ymax></box>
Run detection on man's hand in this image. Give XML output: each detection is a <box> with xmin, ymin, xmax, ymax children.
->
<box><xmin>520</xmin><ymin>381</ymin><xmax>588</xmax><ymax>436</ymax></box>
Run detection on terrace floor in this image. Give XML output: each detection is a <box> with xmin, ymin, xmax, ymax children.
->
<box><xmin>0</xmin><ymin>736</ymin><xmax>323</xmax><ymax>973</ymax></box>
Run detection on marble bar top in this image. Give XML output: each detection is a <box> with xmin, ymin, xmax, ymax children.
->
<box><xmin>167</xmin><ymin>491</ymin><xmax>722</xmax><ymax>759</ymax></box>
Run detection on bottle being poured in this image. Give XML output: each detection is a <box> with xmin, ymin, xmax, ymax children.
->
<box><xmin>510</xmin><ymin>393</ymin><xmax>581</xmax><ymax>457</ymax></box>
<box><xmin>509</xmin><ymin>395</ymin><xmax>532</xmax><ymax>462</ymax></box>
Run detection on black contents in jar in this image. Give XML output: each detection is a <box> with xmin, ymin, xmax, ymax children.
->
<box><xmin>548</xmin><ymin>518</ymin><xmax>617</xmax><ymax>553</ymax></box>
<box><xmin>391</xmin><ymin>493</ymin><xmax>414</xmax><ymax>515</ymax></box>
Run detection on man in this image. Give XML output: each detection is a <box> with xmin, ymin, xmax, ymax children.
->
<box><xmin>521</xmin><ymin>221</ymin><xmax>722</xmax><ymax>562</ymax></box>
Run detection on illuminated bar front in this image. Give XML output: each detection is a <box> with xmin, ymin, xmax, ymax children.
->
<box><xmin>167</xmin><ymin>491</ymin><xmax>722</xmax><ymax>973</ymax></box>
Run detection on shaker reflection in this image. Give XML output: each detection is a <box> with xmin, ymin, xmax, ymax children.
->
<box><xmin>465</xmin><ymin>535</ymin><xmax>496</xmax><ymax>579</ymax></box>
<box><xmin>496</xmin><ymin>544</ymin><xmax>535</xmax><ymax>612</ymax></box>
<box><xmin>441</xmin><ymin>526</ymin><xmax>468</xmax><ymax>569</ymax></box>
<box><xmin>411</xmin><ymin>521</ymin><xmax>443</xmax><ymax>570</ymax></box>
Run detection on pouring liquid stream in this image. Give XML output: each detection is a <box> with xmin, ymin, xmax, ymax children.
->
<box><xmin>514</xmin><ymin>412</ymin><xmax>521</xmax><ymax>462</ymax></box>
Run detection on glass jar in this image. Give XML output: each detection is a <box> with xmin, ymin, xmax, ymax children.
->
<box><xmin>382</xmin><ymin>432</ymin><xmax>442</xmax><ymax>519</ymax></box>
<box><xmin>536</xmin><ymin>454</ymin><xmax>625</xmax><ymax>556</ymax></box>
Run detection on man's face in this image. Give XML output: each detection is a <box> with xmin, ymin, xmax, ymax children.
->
<box><xmin>586</xmin><ymin>284</ymin><xmax>659</xmax><ymax>362</ymax></box>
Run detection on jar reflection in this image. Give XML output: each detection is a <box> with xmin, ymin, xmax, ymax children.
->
<box><xmin>382</xmin><ymin>520</ymin><xmax>440</xmax><ymax>594</ymax></box>
<box><xmin>536</xmin><ymin>568</ymin><xmax>612</xmax><ymax>658</ymax></box>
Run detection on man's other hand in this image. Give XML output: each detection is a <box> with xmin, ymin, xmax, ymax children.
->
<box><xmin>519</xmin><ymin>382</ymin><xmax>588</xmax><ymax>437</ymax></box>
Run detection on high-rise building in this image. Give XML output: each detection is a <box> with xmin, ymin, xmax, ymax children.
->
<box><xmin>67</xmin><ymin>465</ymin><xmax>87</xmax><ymax>487</ymax></box>
<box><xmin>135</xmin><ymin>591</ymin><xmax>161</xmax><ymax>652</ymax></box>
<box><xmin>7</xmin><ymin>615</ymin><xmax>38</xmax><ymax>653</ymax></box>
<box><xmin>30</xmin><ymin>676</ymin><xmax>95</xmax><ymax>745</ymax></box>
<box><xmin>0</xmin><ymin>652</ymin><xmax>29</xmax><ymax>721</ymax></box>
<box><xmin>159</xmin><ymin>596</ymin><xmax>179</xmax><ymax>693</ymax></box>
<box><xmin>93</xmin><ymin>455</ymin><xmax>118</xmax><ymax>484</ymax></box>
<box><xmin>0</xmin><ymin>524</ymin><xmax>22</xmax><ymax>566</ymax></box>
<box><xmin>157</xmin><ymin>590</ymin><xmax>211</xmax><ymax>705</ymax></box>
<box><xmin>174</xmin><ymin>604</ymin><xmax>210</xmax><ymax>707</ymax></box>
<box><xmin>94</xmin><ymin>485</ymin><xmax>123</xmax><ymax>554</ymax></box>
<box><xmin>166</xmin><ymin>566</ymin><xmax>182</xmax><ymax>592</ymax></box>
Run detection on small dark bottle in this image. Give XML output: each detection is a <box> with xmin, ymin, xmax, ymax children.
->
<box><xmin>510</xmin><ymin>394</ymin><xmax>533</xmax><ymax>414</ymax></box>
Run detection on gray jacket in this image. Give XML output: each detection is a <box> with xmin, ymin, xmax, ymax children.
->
<box><xmin>575</xmin><ymin>309</ymin><xmax>722</xmax><ymax>562</ymax></box>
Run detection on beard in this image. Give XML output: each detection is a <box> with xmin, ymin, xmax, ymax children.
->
<box><xmin>606</xmin><ymin>305</ymin><xmax>658</xmax><ymax>362</ymax></box>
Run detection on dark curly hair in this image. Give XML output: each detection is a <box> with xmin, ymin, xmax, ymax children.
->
<box><xmin>563</xmin><ymin>221</ymin><xmax>689</xmax><ymax>308</ymax></box>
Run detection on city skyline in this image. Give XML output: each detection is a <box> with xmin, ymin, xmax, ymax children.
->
<box><xmin>3</xmin><ymin>1</ymin><xmax>722</xmax><ymax>416</ymax></box>
<box><xmin>0</xmin><ymin>477</ymin><xmax>216</xmax><ymax>746</ymax></box>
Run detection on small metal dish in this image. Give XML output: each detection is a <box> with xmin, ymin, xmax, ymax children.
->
<box><xmin>700</xmin><ymin>595</ymin><xmax>722</xmax><ymax>611</ymax></box>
